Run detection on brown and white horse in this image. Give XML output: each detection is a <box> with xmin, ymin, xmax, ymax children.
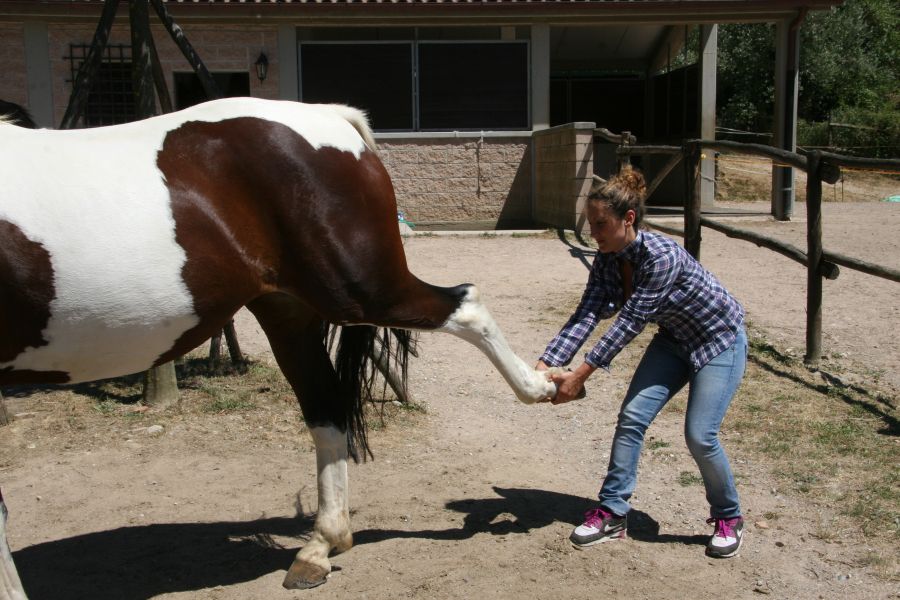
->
<box><xmin>0</xmin><ymin>97</ymin><xmax>555</xmax><ymax>596</ymax></box>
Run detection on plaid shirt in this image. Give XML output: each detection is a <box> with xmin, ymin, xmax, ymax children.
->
<box><xmin>540</xmin><ymin>230</ymin><xmax>744</xmax><ymax>372</ymax></box>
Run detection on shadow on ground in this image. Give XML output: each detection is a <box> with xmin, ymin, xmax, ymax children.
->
<box><xmin>15</xmin><ymin>486</ymin><xmax>704</xmax><ymax>599</ymax></box>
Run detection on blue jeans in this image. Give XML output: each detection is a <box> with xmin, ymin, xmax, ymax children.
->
<box><xmin>598</xmin><ymin>327</ymin><xmax>747</xmax><ymax>519</ymax></box>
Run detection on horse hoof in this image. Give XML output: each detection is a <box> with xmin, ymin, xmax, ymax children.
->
<box><xmin>282</xmin><ymin>561</ymin><xmax>330</xmax><ymax>590</ymax></box>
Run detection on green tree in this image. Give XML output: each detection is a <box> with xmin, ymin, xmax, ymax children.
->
<box><xmin>717</xmin><ymin>0</ymin><xmax>899</xmax><ymax>155</ymax></box>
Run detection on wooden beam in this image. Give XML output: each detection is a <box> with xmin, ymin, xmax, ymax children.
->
<box><xmin>150</xmin><ymin>0</ymin><xmax>221</xmax><ymax>100</ymax></box>
<box><xmin>129</xmin><ymin>0</ymin><xmax>156</xmax><ymax>119</ymax></box>
<box><xmin>60</xmin><ymin>0</ymin><xmax>121</xmax><ymax>129</ymax></box>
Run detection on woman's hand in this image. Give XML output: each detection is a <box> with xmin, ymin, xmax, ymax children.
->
<box><xmin>548</xmin><ymin>363</ymin><xmax>595</xmax><ymax>405</ymax></box>
<box><xmin>534</xmin><ymin>360</ymin><xmax>550</xmax><ymax>371</ymax></box>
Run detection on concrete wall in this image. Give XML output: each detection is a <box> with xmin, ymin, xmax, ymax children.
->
<box><xmin>377</xmin><ymin>136</ymin><xmax>533</xmax><ymax>228</ymax></box>
<box><xmin>532</xmin><ymin>122</ymin><xmax>595</xmax><ymax>230</ymax></box>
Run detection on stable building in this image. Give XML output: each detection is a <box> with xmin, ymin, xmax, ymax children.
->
<box><xmin>0</xmin><ymin>0</ymin><xmax>843</xmax><ymax>228</ymax></box>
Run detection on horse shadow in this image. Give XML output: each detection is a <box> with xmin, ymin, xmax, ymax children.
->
<box><xmin>14</xmin><ymin>487</ymin><xmax>704</xmax><ymax>599</ymax></box>
<box><xmin>2</xmin><ymin>357</ymin><xmax>249</xmax><ymax>406</ymax></box>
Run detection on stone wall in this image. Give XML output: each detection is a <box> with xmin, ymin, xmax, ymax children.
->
<box><xmin>532</xmin><ymin>122</ymin><xmax>596</xmax><ymax>230</ymax></box>
<box><xmin>377</xmin><ymin>136</ymin><xmax>533</xmax><ymax>228</ymax></box>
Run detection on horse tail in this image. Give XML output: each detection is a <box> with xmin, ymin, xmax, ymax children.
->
<box><xmin>327</xmin><ymin>104</ymin><xmax>377</xmax><ymax>152</ymax></box>
<box><xmin>324</xmin><ymin>324</ymin><xmax>415</xmax><ymax>462</ymax></box>
<box><xmin>0</xmin><ymin>100</ymin><xmax>37</xmax><ymax>129</ymax></box>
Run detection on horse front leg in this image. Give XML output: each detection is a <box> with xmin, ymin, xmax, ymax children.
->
<box><xmin>0</xmin><ymin>490</ymin><xmax>28</xmax><ymax>600</ymax></box>
<box><xmin>282</xmin><ymin>425</ymin><xmax>352</xmax><ymax>590</ymax></box>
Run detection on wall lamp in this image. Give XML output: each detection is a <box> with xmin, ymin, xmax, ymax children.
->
<box><xmin>254</xmin><ymin>52</ymin><xmax>269</xmax><ymax>83</ymax></box>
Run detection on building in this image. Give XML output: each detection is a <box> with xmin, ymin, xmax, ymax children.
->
<box><xmin>0</xmin><ymin>0</ymin><xmax>843</xmax><ymax>228</ymax></box>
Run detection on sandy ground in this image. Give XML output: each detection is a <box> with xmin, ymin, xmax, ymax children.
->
<box><xmin>1</xmin><ymin>201</ymin><xmax>898</xmax><ymax>600</ymax></box>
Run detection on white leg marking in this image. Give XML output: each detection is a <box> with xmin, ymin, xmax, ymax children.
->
<box><xmin>291</xmin><ymin>426</ymin><xmax>351</xmax><ymax>579</ymax></box>
<box><xmin>0</xmin><ymin>498</ymin><xmax>28</xmax><ymax>600</ymax></box>
<box><xmin>438</xmin><ymin>286</ymin><xmax>557</xmax><ymax>404</ymax></box>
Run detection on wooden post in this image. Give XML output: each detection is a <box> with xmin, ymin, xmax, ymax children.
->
<box><xmin>60</xmin><ymin>0</ymin><xmax>121</xmax><ymax>128</ymax></box>
<box><xmin>683</xmin><ymin>142</ymin><xmax>702</xmax><ymax>259</ymax></box>
<box><xmin>223</xmin><ymin>320</ymin><xmax>244</xmax><ymax>364</ymax></box>
<box><xmin>805</xmin><ymin>151</ymin><xmax>824</xmax><ymax>365</ymax></box>
<box><xmin>0</xmin><ymin>392</ymin><xmax>10</xmax><ymax>426</ymax></box>
<box><xmin>150</xmin><ymin>0</ymin><xmax>222</xmax><ymax>100</ymax></box>
<box><xmin>143</xmin><ymin>361</ymin><xmax>179</xmax><ymax>408</ymax></box>
<box><xmin>129</xmin><ymin>0</ymin><xmax>156</xmax><ymax>119</ymax></box>
<box><xmin>148</xmin><ymin>21</ymin><xmax>173</xmax><ymax>114</ymax></box>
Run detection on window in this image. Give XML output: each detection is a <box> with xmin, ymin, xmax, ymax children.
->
<box><xmin>174</xmin><ymin>72</ymin><xmax>251</xmax><ymax>110</ymax></box>
<box><xmin>301</xmin><ymin>43</ymin><xmax>413</xmax><ymax>131</ymax></box>
<box><xmin>298</xmin><ymin>29</ymin><xmax>530</xmax><ymax>132</ymax></box>
<box><xmin>418</xmin><ymin>42</ymin><xmax>528</xmax><ymax>130</ymax></box>
<box><xmin>65</xmin><ymin>43</ymin><xmax>135</xmax><ymax>126</ymax></box>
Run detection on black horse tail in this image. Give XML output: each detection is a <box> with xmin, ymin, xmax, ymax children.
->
<box><xmin>324</xmin><ymin>324</ymin><xmax>416</xmax><ymax>462</ymax></box>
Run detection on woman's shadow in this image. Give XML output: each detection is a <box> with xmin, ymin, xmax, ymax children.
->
<box><xmin>14</xmin><ymin>486</ymin><xmax>705</xmax><ymax>600</ymax></box>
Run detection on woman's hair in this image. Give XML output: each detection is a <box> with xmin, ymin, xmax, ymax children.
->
<box><xmin>588</xmin><ymin>165</ymin><xmax>647</xmax><ymax>230</ymax></box>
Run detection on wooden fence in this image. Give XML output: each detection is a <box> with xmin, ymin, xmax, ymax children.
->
<box><xmin>616</xmin><ymin>139</ymin><xmax>900</xmax><ymax>365</ymax></box>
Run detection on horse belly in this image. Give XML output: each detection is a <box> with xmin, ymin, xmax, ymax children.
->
<box><xmin>0</xmin><ymin>142</ymin><xmax>200</xmax><ymax>384</ymax></box>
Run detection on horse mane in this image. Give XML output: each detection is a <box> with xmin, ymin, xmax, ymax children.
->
<box><xmin>326</xmin><ymin>104</ymin><xmax>377</xmax><ymax>152</ymax></box>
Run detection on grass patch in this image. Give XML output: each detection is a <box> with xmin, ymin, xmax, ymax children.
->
<box><xmin>727</xmin><ymin>324</ymin><xmax>899</xmax><ymax>570</ymax></box>
<box><xmin>678</xmin><ymin>471</ymin><xmax>703</xmax><ymax>487</ymax></box>
<box><xmin>647</xmin><ymin>439</ymin><xmax>671</xmax><ymax>451</ymax></box>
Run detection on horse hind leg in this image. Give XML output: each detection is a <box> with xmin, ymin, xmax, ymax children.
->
<box><xmin>366</xmin><ymin>279</ymin><xmax>558</xmax><ymax>404</ymax></box>
<box><xmin>0</xmin><ymin>490</ymin><xmax>27</xmax><ymax>600</ymax></box>
<box><xmin>246</xmin><ymin>294</ymin><xmax>353</xmax><ymax>590</ymax></box>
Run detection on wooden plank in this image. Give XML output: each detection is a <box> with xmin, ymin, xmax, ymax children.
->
<box><xmin>645</xmin><ymin>151</ymin><xmax>683</xmax><ymax>200</ymax></box>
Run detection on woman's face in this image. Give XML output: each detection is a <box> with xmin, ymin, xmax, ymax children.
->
<box><xmin>586</xmin><ymin>201</ymin><xmax>636</xmax><ymax>254</ymax></box>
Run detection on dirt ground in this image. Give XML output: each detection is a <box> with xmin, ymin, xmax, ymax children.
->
<box><xmin>1</xmin><ymin>200</ymin><xmax>898</xmax><ymax>600</ymax></box>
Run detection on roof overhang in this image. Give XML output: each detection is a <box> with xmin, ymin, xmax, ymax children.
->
<box><xmin>0</xmin><ymin>1</ymin><xmax>845</xmax><ymax>26</ymax></box>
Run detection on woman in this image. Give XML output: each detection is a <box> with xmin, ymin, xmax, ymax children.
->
<box><xmin>538</xmin><ymin>166</ymin><xmax>747</xmax><ymax>559</ymax></box>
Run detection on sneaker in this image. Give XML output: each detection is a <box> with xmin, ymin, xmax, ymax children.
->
<box><xmin>570</xmin><ymin>507</ymin><xmax>627</xmax><ymax>548</ymax></box>
<box><xmin>706</xmin><ymin>516</ymin><xmax>744</xmax><ymax>558</ymax></box>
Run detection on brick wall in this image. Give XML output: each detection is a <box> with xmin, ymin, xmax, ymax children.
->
<box><xmin>533</xmin><ymin>123</ymin><xmax>596</xmax><ymax>230</ymax></box>
<box><xmin>377</xmin><ymin>137</ymin><xmax>533</xmax><ymax>228</ymax></box>
<box><xmin>0</xmin><ymin>23</ymin><xmax>28</xmax><ymax>106</ymax></box>
<box><xmin>45</xmin><ymin>23</ymin><xmax>280</xmax><ymax>124</ymax></box>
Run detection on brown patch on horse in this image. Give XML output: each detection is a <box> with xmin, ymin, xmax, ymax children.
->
<box><xmin>0</xmin><ymin>219</ymin><xmax>55</xmax><ymax>362</ymax></box>
<box><xmin>154</xmin><ymin>116</ymin><xmax>447</xmax><ymax>362</ymax></box>
<box><xmin>0</xmin><ymin>220</ymin><xmax>69</xmax><ymax>384</ymax></box>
